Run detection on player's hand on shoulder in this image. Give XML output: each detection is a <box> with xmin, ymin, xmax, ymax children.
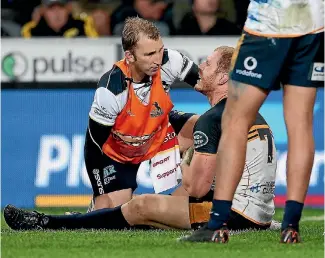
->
<box><xmin>164</xmin><ymin>48</ymin><xmax>199</xmax><ymax>87</ymax></box>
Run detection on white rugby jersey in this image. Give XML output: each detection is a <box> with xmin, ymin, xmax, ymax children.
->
<box><xmin>209</xmin><ymin>138</ymin><xmax>277</xmax><ymax>225</ymax></box>
<box><xmin>89</xmin><ymin>48</ymin><xmax>196</xmax><ymax>126</ymax></box>
<box><xmin>194</xmin><ymin>100</ymin><xmax>277</xmax><ymax>225</ymax></box>
<box><xmin>232</xmin><ymin>134</ymin><xmax>277</xmax><ymax>225</ymax></box>
<box><xmin>244</xmin><ymin>0</ymin><xmax>324</xmax><ymax>36</ymax></box>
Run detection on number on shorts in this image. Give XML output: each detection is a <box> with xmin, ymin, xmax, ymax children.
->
<box><xmin>256</xmin><ymin>128</ymin><xmax>274</xmax><ymax>164</ymax></box>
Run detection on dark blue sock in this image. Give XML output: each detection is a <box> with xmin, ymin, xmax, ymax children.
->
<box><xmin>45</xmin><ymin>206</ymin><xmax>130</xmax><ymax>230</ymax></box>
<box><xmin>281</xmin><ymin>200</ymin><xmax>304</xmax><ymax>232</ymax></box>
<box><xmin>207</xmin><ymin>199</ymin><xmax>232</xmax><ymax>230</ymax></box>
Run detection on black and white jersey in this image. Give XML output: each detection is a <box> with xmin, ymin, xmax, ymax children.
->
<box><xmin>89</xmin><ymin>48</ymin><xmax>198</xmax><ymax>126</ymax></box>
<box><xmin>193</xmin><ymin>98</ymin><xmax>277</xmax><ymax>225</ymax></box>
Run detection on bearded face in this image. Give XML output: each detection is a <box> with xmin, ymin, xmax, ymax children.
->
<box><xmin>194</xmin><ymin>50</ymin><xmax>221</xmax><ymax>94</ymax></box>
<box><xmin>194</xmin><ymin>49</ymin><xmax>231</xmax><ymax>94</ymax></box>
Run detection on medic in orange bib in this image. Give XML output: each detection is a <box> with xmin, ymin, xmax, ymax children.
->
<box><xmin>85</xmin><ymin>17</ymin><xmax>200</xmax><ymax>210</ymax></box>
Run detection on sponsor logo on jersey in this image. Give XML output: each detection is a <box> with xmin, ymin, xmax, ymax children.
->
<box><xmin>112</xmin><ymin>128</ymin><xmax>158</xmax><ymax>148</ymax></box>
<box><xmin>150</xmin><ymin>102</ymin><xmax>164</xmax><ymax>117</ymax></box>
<box><xmin>93</xmin><ymin>107</ymin><xmax>113</xmax><ymax>120</ymax></box>
<box><xmin>163</xmin><ymin>132</ymin><xmax>176</xmax><ymax>143</ymax></box>
<box><xmin>157</xmin><ymin>164</ymin><xmax>180</xmax><ymax>179</ymax></box>
<box><xmin>126</xmin><ymin>110</ymin><xmax>135</xmax><ymax>117</ymax></box>
<box><xmin>249</xmin><ymin>181</ymin><xmax>275</xmax><ymax>194</ymax></box>
<box><xmin>152</xmin><ymin>156</ymin><xmax>170</xmax><ymax>168</ymax></box>
<box><xmin>193</xmin><ymin>131</ymin><xmax>209</xmax><ymax>149</ymax></box>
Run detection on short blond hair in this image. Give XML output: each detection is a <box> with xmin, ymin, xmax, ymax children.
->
<box><xmin>122</xmin><ymin>17</ymin><xmax>160</xmax><ymax>52</ymax></box>
<box><xmin>214</xmin><ymin>46</ymin><xmax>235</xmax><ymax>73</ymax></box>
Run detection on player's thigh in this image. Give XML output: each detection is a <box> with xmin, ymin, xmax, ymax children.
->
<box><xmin>282</xmin><ymin>32</ymin><xmax>324</xmax><ymax>88</ymax></box>
<box><xmin>168</xmin><ymin>110</ymin><xmax>198</xmax><ymax>153</ymax></box>
<box><xmin>123</xmin><ymin>194</ymin><xmax>191</xmax><ymax>229</ymax></box>
<box><xmin>222</xmin><ymin>80</ymin><xmax>268</xmax><ymax>131</ymax></box>
<box><xmin>230</xmin><ymin>32</ymin><xmax>292</xmax><ymax>91</ymax></box>
<box><xmin>282</xmin><ymin>33</ymin><xmax>322</xmax><ymax>130</ymax></box>
<box><xmin>226</xmin><ymin>33</ymin><xmax>289</xmax><ymax>126</ymax></box>
<box><xmin>85</xmin><ymin>148</ymin><xmax>139</xmax><ymax>208</ymax></box>
<box><xmin>283</xmin><ymin>86</ymin><xmax>317</xmax><ymax>128</ymax></box>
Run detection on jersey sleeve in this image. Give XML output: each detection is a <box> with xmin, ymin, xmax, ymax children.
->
<box><xmin>193</xmin><ymin>114</ymin><xmax>222</xmax><ymax>154</ymax></box>
<box><xmin>165</xmin><ymin>48</ymin><xmax>199</xmax><ymax>87</ymax></box>
<box><xmin>89</xmin><ymin>66</ymin><xmax>128</xmax><ymax>126</ymax></box>
<box><xmin>89</xmin><ymin>87</ymin><xmax>120</xmax><ymax>126</ymax></box>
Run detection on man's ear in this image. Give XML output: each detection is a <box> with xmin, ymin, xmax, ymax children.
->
<box><xmin>218</xmin><ymin>73</ymin><xmax>229</xmax><ymax>85</ymax></box>
<box><xmin>125</xmin><ymin>51</ymin><xmax>135</xmax><ymax>63</ymax></box>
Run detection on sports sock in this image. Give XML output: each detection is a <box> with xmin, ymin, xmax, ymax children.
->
<box><xmin>281</xmin><ymin>200</ymin><xmax>304</xmax><ymax>232</ymax></box>
<box><xmin>207</xmin><ymin>199</ymin><xmax>232</xmax><ymax>230</ymax></box>
<box><xmin>44</xmin><ymin>206</ymin><xmax>130</xmax><ymax>230</ymax></box>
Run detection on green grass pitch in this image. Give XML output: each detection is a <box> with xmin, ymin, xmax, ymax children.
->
<box><xmin>2</xmin><ymin>208</ymin><xmax>324</xmax><ymax>258</ymax></box>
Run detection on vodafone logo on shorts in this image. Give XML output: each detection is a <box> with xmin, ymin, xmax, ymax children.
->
<box><xmin>236</xmin><ymin>56</ymin><xmax>262</xmax><ymax>79</ymax></box>
<box><xmin>244</xmin><ymin>57</ymin><xmax>258</xmax><ymax>71</ymax></box>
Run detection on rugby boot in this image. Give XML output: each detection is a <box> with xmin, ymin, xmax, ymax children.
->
<box><xmin>178</xmin><ymin>223</ymin><xmax>229</xmax><ymax>243</ymax></box>
<box><xmin>280</xmin><ymin>227</ymin><xmax>302</xmax><ymax>243</ymax></box>
<box><xmin>4</xmin><ymin>204</ymin><xmax>49</xmax><ymax>230</ymax></box>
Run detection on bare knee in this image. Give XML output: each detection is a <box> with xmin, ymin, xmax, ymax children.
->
<box><xmin>94</xmin><ymin>189</ymin><xmax>132</xmax><ymax>210</ymax></box>
<box><xmin>127</xmin><ymin>194</ymin><xmax>154</xmax><ymax>224</ymax></box>
<box><xmin>94</xmin><ymin>195</ymin><xmax>113</xmax><ymax>210</ymax></box>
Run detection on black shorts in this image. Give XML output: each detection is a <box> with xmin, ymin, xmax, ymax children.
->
<box><xmin>230</xmin><ymin>32</ymin><xmax>324</xmax><ymax>90</ymax></box>
<box><xmin>84</xmin><ymin>130</ymin><xmax>140</xmax><ymax>197</ymax></box>
<box><xmin>85</xmin><ymin>110</ymin><xmax>196</xmax><ymax>196</ymax></box>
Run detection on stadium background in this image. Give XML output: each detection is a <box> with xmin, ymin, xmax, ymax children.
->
<box><xmin>1</xmin><ymin>0</ymin><xmax>324</xmax><ymax>209</ymax></box>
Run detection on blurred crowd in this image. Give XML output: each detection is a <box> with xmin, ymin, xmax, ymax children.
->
<box><xmin>2</xmin><ymin>0</ymin><xmax>250</xmax><ymax>38</ymax></box>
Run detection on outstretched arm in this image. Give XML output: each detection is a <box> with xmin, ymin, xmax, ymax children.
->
<box><xmin>162</xmin><ymin>48</ymin><xmax>199</xmax><ymax>88</ymax></box>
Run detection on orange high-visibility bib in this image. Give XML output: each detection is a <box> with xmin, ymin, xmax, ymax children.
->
<box><xmin>103</xmin><ymin>59</ymin><xmax>174</xmax><ymax>164</ymax></box>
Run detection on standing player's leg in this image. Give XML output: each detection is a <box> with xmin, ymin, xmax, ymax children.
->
<box><xmin>208</xmin><ymin>80</ymin><xmax>268</xmax><ymax>224</ymax></box>
<box><xmin>280</xmin><ymin>32</ymin><xmax>323</xmax><ymax>243</ymax></box>
<box><xmin>281</xmin><ymin>86</ymin><xmax>316</xmax><ymax>229</ymax></box>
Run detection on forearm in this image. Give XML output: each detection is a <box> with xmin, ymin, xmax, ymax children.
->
<box><xmin>181</xmin><ymin>148</ymin><xmax>214</xmax><ymax>198</ymax></box>
<box><xmin>181</xmin><ymin>146</ymin><xmax>195</xmax><ymax>167</ymax></box>
<box><xmin>87</xmin><ymin>118</ymin><xmax>112</xmax><ymax>149</ymax></box>
<box><xmin>183</xmin><ymin>63</ymin><xmax>199</xmax><ymax>87</ymax></box>
<box><xmin>181</xmin><ymin>147</ymin><xmax>198</xmax><ymax>195</ymax></box>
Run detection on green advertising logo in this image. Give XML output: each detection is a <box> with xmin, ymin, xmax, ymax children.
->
<box><xmin>2</xmin><ymin>52</ymin><xmax>28</xmax><ymax>80</ymax></box>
